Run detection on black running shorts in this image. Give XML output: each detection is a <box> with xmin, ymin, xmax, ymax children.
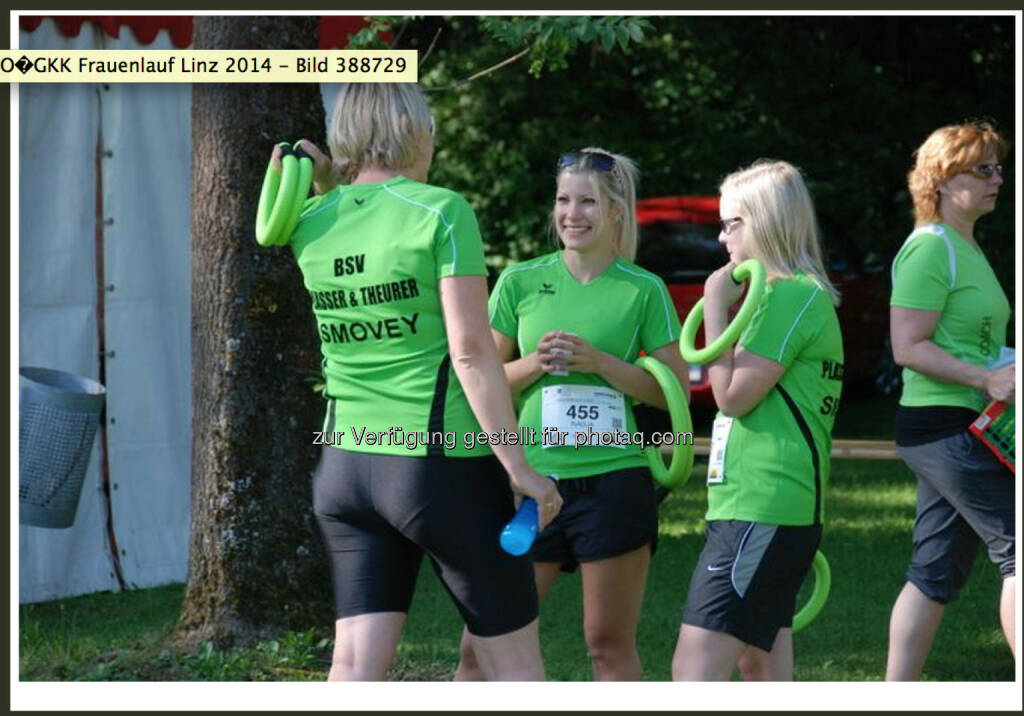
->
<box><xmin>530</xmin><ymin>467</ymin><xmax>658</xmax><ymax>572</ymax></box>
<box><xmin>681</xmin><ymin>520</ymin><xmax>822</xmax><ymax>651</ymax></box>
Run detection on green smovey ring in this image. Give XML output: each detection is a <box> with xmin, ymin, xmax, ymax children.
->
<box><xmin>255</xmin><ymin>141</ymin><xmax>314</xmax><ymax>247</ymax></box>
<box><xmin>634</xmin><ymin>356</ymin><xmax>694</xmax><ymax>489</ymax></box>
<box><xmin>792</xmin><ymin>550</ymin><xmax>831</xmax><ymax>633</ymax></box>
<box><xmin>679</xmin><ymin>258</ymin><xmax>766</xmax><ymax>364</ymax></box>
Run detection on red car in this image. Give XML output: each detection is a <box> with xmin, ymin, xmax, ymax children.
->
<box><xmin>634</xmin><ymin>195</ymin><xmax>890</xmax><ymax>415</ymax></box>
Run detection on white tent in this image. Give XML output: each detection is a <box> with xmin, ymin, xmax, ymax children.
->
<box><xmin>17</xmin><ymin>18</ymin><xmax>193</xmax><ymax>602</ymax></box>
<box><xmin>15</xmin><ymin>15</ymin><xmax>364</xmax><ymax>604</ymax></box>
<box><xmin>15</xmin><ymin>16</ymin><xmax>350</xmax><ymax>605</ymax></box>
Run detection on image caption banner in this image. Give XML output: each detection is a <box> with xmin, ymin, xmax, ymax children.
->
<box><xmin>2</xmin><ymin>50</ymin><xmax>418</xmax><ymax>83</ymax></box>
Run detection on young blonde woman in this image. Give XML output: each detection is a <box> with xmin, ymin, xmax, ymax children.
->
<box><xmin>672</xmin><ymin>160</ymin><xmax>843</xmax><ymax>681</ymax></box>
<box><xmin>455</xmin><ymin>148</ymin><xmax>690</xmax><ymax>681</ymax></box>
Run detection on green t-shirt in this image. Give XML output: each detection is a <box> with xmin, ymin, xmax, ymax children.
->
<box><xmin>287</xmin><ymin>176</ymin><xmax>490</xmax><ymax>457</ymax></box>
<box><xmin>890</xmin><ymin>222</ymin><xmax>1010</xmax><ymax>412</ymax></box>
<box><xmin>706</xmin><ymin>274</ymin><xmax>844</xmax><ymax>526</ymax></box>
<box><xmin>489</xmin><ymin>252</ymin><xmax>682</xmax><ymax>479</ymax></box>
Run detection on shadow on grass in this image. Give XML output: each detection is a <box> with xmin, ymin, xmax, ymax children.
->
<box><xmin>19</xmin><ymin>453</ymin><xmax>1013</xmax><ymax>682</ymax></box>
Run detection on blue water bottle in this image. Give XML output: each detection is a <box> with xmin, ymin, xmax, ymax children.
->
<box><xmin>499</xmin><ymin>498</ymin><xmax>538</xmax><ymax>556</ymax></box>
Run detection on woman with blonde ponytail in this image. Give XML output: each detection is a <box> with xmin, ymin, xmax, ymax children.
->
<box><xmin>454</xmin><ymin>148</ymin><xmax>690</xmax><ymax>681</ymax></box>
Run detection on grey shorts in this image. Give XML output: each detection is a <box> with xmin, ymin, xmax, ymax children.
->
<box><xmin>898</xmin><ymin>430</ymin><xmax>1015</xmax><ymax>604</ymax></box>
<box><xmin>681</xmin><ymin>520</ymin><xmax>821</xmax><ymax>651</ymax></box>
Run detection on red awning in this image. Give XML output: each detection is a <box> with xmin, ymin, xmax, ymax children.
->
<box><xmin>19</xmin><ymin>16</ymin><xmax>194</xmax><ymax>48</ymax></box>
<box><xmin>19</xmin><ymin>16</ymin><xmax>382</xmax><ymax>50</ymax></box>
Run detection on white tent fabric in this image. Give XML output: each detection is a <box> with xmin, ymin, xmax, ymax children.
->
<box><xmin>16</xmin><ymin>19</ymin><xmax>339</xmax><ymax>604</ymax></box>
<box><xmin>17</xmin><ymin>19</ymin><xmax>193</xmax><ymax>602</ymax></box>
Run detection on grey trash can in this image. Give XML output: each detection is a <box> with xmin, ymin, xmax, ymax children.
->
<box><xmin>19</xmin><ymin>367</ymin><xmax>106</xmax><ymax>528</ymax></box>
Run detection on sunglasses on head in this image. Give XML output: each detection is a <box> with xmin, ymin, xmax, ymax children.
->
<box><xmin>966</xmin><ymin>163</ymin><xmax>1003</xmax><ymax>180</ymax></box>
<box><xmin>557</xmin><ymin>151</ymin><xmax>615</xmax><ymax>172</ymax></box>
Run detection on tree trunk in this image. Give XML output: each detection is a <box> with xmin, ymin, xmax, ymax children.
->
<box><xmin>177</xmin><ymin>16</ymin><xmax>331</xmax><ymax>649</ymax></box>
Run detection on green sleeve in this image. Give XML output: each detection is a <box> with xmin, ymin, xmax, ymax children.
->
<box><xmin>640</xmin><ymin>276</ymin><xmax>682</xmax><ymax>352</ymax></box>
<box><xmin>890</xmin><ymin>234</ymin><xmax>951</xmax><ymax>311</ymax></box>
<box><xmin>740</xmin><ymin>284</ymin><xmax>817</xmax><ymax>368</ymax></box>
<box><xmin>488</xmin><ymin>269</ymin><xmax>518</xmax><ymax>339</ymax></box>
<box><xmin>435</xmin><ymin>194</ymin><xmax>487</xmax><ymax>279</ymax></box>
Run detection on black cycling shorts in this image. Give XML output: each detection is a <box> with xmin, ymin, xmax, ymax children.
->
<box><xmin>312</xmin><ymin>447</ymin><xmax>538</xmax><ymax>637</ymax></box>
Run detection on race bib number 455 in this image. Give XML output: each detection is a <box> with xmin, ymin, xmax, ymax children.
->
<box><xmin>541</xmin><ymin>384</ymin><xmax>627</xmax><ymax>448</ymax></box>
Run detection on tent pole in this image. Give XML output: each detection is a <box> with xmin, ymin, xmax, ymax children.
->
<box><xmin>94</xmin><ymin>84</ymin><xmax>126</xmax><ymax>591</ymax></box>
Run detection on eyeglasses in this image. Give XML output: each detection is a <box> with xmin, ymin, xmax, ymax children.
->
<box><xmin>557</xmin><ymin>151</ymin><xmax>615</xmax><ymax>172</ymax></box>
<box><xmin>966</xmin><ymin>163</ymin><xmax>1003</xmax><ymax>180</ymax></box>
<box><xmin>719</xmin><ymin>217</ymin><xmax>743</xmax><ymax>234</ymax></box>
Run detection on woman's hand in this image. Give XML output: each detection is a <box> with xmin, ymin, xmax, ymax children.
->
<box><xmin>508</xmin><ymin>470</ymin><xmax>563</xmax><ymax>530</ymax></box>
<box><xmin>269</xmin><ymin>139</ymin><xmax>337</xmax><ymax>195</ymax></box>
<box><xmin>545</xmin><ymin>331</ymin><xmax>608</xmax><ymax>375</ymax></box>
<box><xmin>704</xmin><ymin>262</ymin><xmax>746</xmax><ymax>310</ymax></box>
<box><xmin>985</xmin><ymin>364</ymin><xmax>1015</xmax><ymax>404</ymax></box>
<box><xmin>270</xmin><ymin>142</ymin><xmax>286</xmax><ymax>172</ymax></box>
<box><xmin>534</xmin><ymin>331</ymin><xmax>578</xmax><ymax>374</ymax></box>
<box><xmin>295</xmin><ymin>139</ymin><xmax>338</xmax><ymax>195</ymax></box>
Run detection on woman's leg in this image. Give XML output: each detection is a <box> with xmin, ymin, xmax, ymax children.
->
<box><xmin>885</xmin><ymin>581</ymin><xmax>945</xmax><ymax>680</ymax></box>
<box><xmin>674</xmin><ymin>521</ymin><xmax>820</xmax><ymax>681</ymax></box>
<box><xmin>672</xmin><ymin>623</ymin><xmax>747</xmax><ymax>681</ymax></box>
<box><xmin>466</xmin><ymin>618</ymin><xmax>545</xmax><ymax>681</ymax></box>
<box><xmin>454</xmin><ymin>561</ymin><xmax>562</xmax><ymax>681</ymax></box>
<box><xmin>885</xmin><ymin>434</ymin><xmax>1016</xmax><ymax>680</ymax></box>
<box><xmin>737</xmin><ymin>628</ymin><xmax>793</xmax><ymax>681</ymax></box>
<box><xmin>453</xmin><ymin>627</ymin><xmax>482</xmax><ymax>682</ymax></box>
<box><xmin>313</xmin><ymin>449</ymin><xmax>420</xmax><ymax>682</ymax></box>
<box><xmin>1000</xmin><ymin>576</ymin><xmax>1015</xmax><ymax>657</ymax></box>
<box><xmin>329</xmin><ymin>612</ymin><xmax>407</xmax><ymax>681</ymax></box>
<box><xmin>579</xmin><ymin>544</ymin><xmax>651</xmax><ymax>680</ymax></box>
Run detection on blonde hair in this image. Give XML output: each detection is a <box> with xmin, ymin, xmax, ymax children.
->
<box><xmin>554</xmin><ymin>148</ymin><xmax>639</xmax><ymax>261</ymax></box>
<box><xmin>908</xmin><ymin>121</ymin><xmax>1008</xmax><ymax>225</ymax></box>
<box><xmin>326</xmin><ymin>83</ymin><xmax>434</xmax><ymax>182</ymax></box>
<box><xmin>720</xmin><ymin>159</ymin><xmax>839</xmax><ymax>305</ymax></box>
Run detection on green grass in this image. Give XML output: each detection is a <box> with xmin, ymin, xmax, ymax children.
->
<box><xmin>18</xmin><ymin>454</ymin><xmax>1013</xmax><ymax>682</ymax></box>
<box><xmin>17</xmin><ymin>587</ymin><xmax>330</xmax><ymax>681</ymax></box>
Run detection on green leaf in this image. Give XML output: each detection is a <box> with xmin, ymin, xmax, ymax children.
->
<box><xmin>578</xmin><ymin>19</ymin><xmax>597</xmax><ymax>43</ymax></box>
<box><xmin>615</xmin><ymin>25</ymin><xmax>631</xmax><ymax>53</ymax></box>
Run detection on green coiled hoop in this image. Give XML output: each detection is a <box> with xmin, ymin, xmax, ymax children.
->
<box><xmin>679</xmin><ymin>259</ymin><xmax>766</xmax><ymax>364</ymax></box>
<box><xmin>792</xmin><ymin>550</ymin><xmax>831</xmax><ymax>633</ymax></box>
<box><xmin>255</xmin><ymin>141</ymin><xmax>314</xmax><ymax>247</ymax></box>
<box><xmin>634</xmin><ymin>356</ymin><xmax>694</xmax><ymax>489</ymax></box>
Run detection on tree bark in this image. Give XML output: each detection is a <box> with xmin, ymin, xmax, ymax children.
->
<box><xmin>177</xmin><ymin>16</ymin><xmax>331</xmax><ymax>649</ymax></box>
